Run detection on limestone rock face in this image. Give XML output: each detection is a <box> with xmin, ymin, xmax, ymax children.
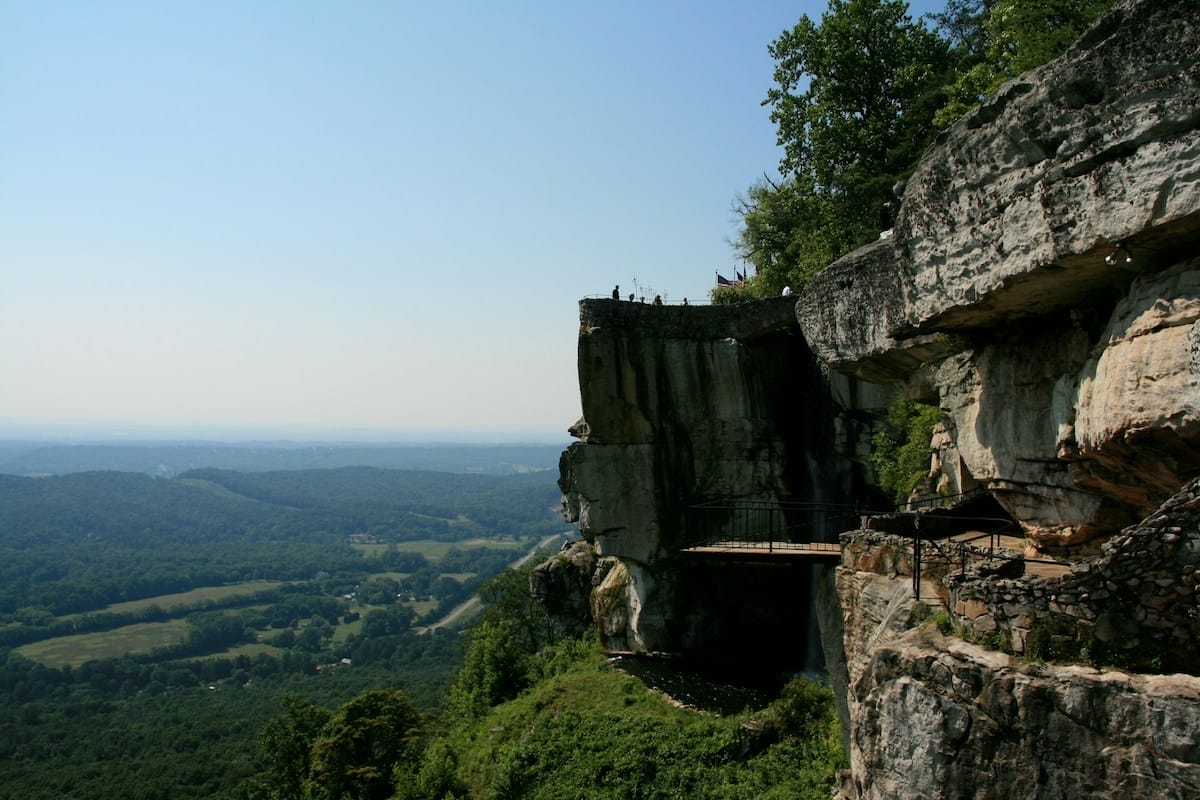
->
<box><xmin>932</xmin><ymin>261</ymin><xmax>1200</xmax><ymax>546</ymax></box>
<box><xmin>795</xmin><ymin>0</ymin><xmax>1200</xmax><ymax>547</ymax></box>
<box><xmin>795</xmin><ymin>239</ymin><xmax>957</xmax><ymax>383</ymax></box>
<box><xmin>895</xmin><ymin>0</ymin><xmax>1200</xmax><ymax>335</ymax></box>
<box><xmin>527</xmin><ymin>540</ymin><xmax>597</xmax><ymax>637</ymax></box>
<box><xmin>1067</xmin><ymin>260</ymin><xmax>1200</xmax><ymax>508</ymax></box>
<box><xmin>559</xmin><ymin>297</ymin><xmax>854</xmax><ymax>653</ymax></box>
<box><xmin>934</xmin><ymin>325</ymin><xmax>1118</xmax><ymax>545</ymax></box>
<box><xmin>845</xmin><ymin>631</ymin><xmax>1200</xmax><ymax>800</ymax></box>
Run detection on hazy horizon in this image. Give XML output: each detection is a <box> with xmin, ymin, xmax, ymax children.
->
<box><xmin>1</xmin><ymin>1</ymin><xmax>942</xmax><ymax>437</ymax></box>
<box><xmin>0</xmin><ymin>418</ymin><xmax>571</xmax><ymax>446</ymax></box>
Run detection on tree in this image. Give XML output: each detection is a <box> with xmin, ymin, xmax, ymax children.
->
<box><xmin>304</xmin><ymin>689</ymin><xmax>426</xmax><ymax>800</ymax></box>
<box><xmin>870</xmin><ymin>395</ymin><xmax>943</xmax><ymax>506</ymax></box>
<box><xmin>355</xmin><ymin>577</ymin><xmax>400</xmax><ymax>606</ymax></box>
<box><xmin>444</xmin><ymin>565</ymin><xmax>577</xmax><ymax>720</ymax></box>
<box><xmin>934</xmin><ymin>0</ymin><xmax>1112</xmax><ymax>126</ymax></box>
<box><xmin>731</xmin><ymin>0</ymin><xmax>951</xmax><ymax>295</ymax></box>
<box><xmin>257</xmin><ymin>696</ymin><xmax>331</xmax><ymax>800</ymax></box>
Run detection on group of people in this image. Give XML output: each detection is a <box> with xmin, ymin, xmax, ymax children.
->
<box><xmin>612</xmin><ymin>285</ymin><xmax>682</xmax><ymax>306</ymax></box>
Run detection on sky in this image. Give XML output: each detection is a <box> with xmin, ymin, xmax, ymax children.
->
<box><xmin>0</xmin><ymin>0</ymin><xmax>941</xmax><ymax>443</ymax></box>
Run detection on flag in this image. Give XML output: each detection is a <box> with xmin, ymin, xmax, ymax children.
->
<box><xmin>716</xmin><ymin>272</ymin><xmax>734</xmax><ymax>287</ymax></box>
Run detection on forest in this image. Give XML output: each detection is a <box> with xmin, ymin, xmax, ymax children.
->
<box><xmin>0</xmin><ymin>463</ymin><xmax>564</xmax><ymax>798</ymax></box>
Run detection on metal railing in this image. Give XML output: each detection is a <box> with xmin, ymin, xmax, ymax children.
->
<box><xmin>899</xmin><ymin>485</ymin><xmax>990</xmax><ymax>512</ymax></box>
<box><xmin>909</xmin><ymin>513</ymin><xmax>1066</xmax><ymax>599</ymax></box>
<box><xmin>684</xmin><ymin>499</ymin><xmax>860</xmax><ymax>553</ymax></box>
<box><xmin>911</xmin><ymin>514</ymin><xmax>1016</xmax><ymax>597</ymax></box>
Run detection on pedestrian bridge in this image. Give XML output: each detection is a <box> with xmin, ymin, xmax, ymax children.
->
<box><xmin>679</xmin><ymin>499</ymin><xmax>858</xmax><ymax>561</ymax></box>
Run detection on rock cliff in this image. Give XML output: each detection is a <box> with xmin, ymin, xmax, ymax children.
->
<box><xmin>556</xmin><ymin>297</ymin><xmax>873</xmax><ymax>657</ymax></box>
<box><xmin>798</xmin><ymin>0</ymin><xmax>1200</xmax><ymax>549</ymax></box>
<box><xmin>546</xmin><ymin>0</ymin><xmax>1200</xmax><ymax>796</ymax></box>
<box><xmin>832</xmin><ymin>479</ymin><xmax>1200</xmax><ymax>800</ymax></box>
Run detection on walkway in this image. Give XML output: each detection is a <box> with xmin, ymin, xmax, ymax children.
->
<box><xmin>680</xmin><ymin>540</ymin><xmax>841</xmax><ymax>561</ymax></box>
<box><xmin>679</xmin><ymin>499</ymin><xmax>856</xmax><ymax>561</ymax></box>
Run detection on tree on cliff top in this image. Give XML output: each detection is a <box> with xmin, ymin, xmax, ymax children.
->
<box><xmin>933</xmin><ymin>0</ymin><xmax>1112</xmax><ymax>126</ymax></box>
<box><xmin>724</xmin><ymin>0</ymin><xmax>1112</xmax><ymax>301</ymax></box>
<box><xmin>725</xmin><ymin>0</ymin><xmax>950</xmax><ymax>299</ymax></box>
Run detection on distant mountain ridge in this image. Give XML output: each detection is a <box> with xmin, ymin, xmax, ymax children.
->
<box><xmin>0</xmin><ymin>441</ymin><xmax>565</xmax><ymax>477</ymax></box>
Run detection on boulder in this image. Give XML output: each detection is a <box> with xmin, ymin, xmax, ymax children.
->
<box><xmin>895</xmin><ymin>0</ymin><xmax>1200</xmax><ymax>335</ymax></box>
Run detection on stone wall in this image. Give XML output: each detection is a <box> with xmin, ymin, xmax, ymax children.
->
<box><xmin>951</xmin><ymin>477</ymin><xmax>1200</xmax><ymax>673</ymax></box>
<box><xmin>831</xmin><ymin>482</ymin><xmax>1200</xmax><ymax>799</ymax></box>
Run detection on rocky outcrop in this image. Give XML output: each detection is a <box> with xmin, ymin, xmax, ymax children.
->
<box><xmin>827</xmin><ymin>479</ymin><xmax>1200</xmax><ymax>800</ymax></box>
<box><xmin>554</xmin><ymin>2</ymin><xmax>1200</xmax><ymax>797</ymax></box>
<box><xmin>895</xmin><ymin>0</ymin><xmax>1200</xmax><ymax>334</ymax></box>
<box><xmin>797</xmin><ymin>0</ymin><xmax>1200</xmax><ymax>547</ymax></box>
<box><xmin>832</xmin><ymin>517</ymin><xmax>1200</xmax><ymax>799</ymax></box>
<box><xmin>558</xmin><ymin>297</ymin><xmax>867</xmax><ymax>654</ymax></box>
<box><xmin>844</xmin><ymin>629</ymin><xmax>1200</xmax><ymax>800</ymax></box>
<box><xmin>528</xmin><ymin>540</ymin><xmax>597</xmax><ymax>637</ymax></box>
<box><xmin>794</xmin><ymin>239</ymin><xmax>958</xmax><ymax>384</ymax></box>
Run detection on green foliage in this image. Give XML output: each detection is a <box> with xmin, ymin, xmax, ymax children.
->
<box><xmin>766</xmin><ymin>677</ymin><xmax>840</xmax><ymax>744</ymax></box>
<box><xmin>258</xmin><ymin>696</ymin><xmax>333</xmax><ymax>800</ymax></box>
<box><xmin>870</xmin><ymin>395</ymin><xmax>943</xmax><ymax>507</ymax></box>
<box><xmin>392</xmin><ymin>739</ymin><xmax>466</xmax><ymax>800</ymax></box>
<box><xmin>445</xmin><ymin>565</ymin><xmax>585</xmax><ymax>722</ymax></box>
<box><xmin>357</xmin><ymin>577</ymin><xmax>401</xmax><ymax>606</ymax></box>
<box><xmin>0</xmin><ymin>467</ymin><xmax>559</xmax><ymax>623</ymax></box>
<box><xmin>0</xmin><ymin>461</ymin><xmax>548</xmax><ymax>798</ymax></box>
<box><xmin>934</xmin><ymin>0</ymin><xmax>1112</xmax><ymax>127</ymax></box>
<box><xmin>448</xmin><ymin>653</ymin><xmax>846</xmax><ymax>800</ymax></box>
<box><xmin>445</xmin><ymin>618</ymin><xmax>532</xmax><ymax>722</ymax></box>
<box><xmin>305</xmin><ymin>689</ymin><xmax>426</xmax><ymax>800</ymax></box>
<box><xmin>734</xmin><ymin>0</ymin><xmax>1113</xmax><ymax>289</ymax></box>
<box><xmin>729</xmin><ymin>177</ymin><xmax>843</xmax><ymax>297</ymax></box>
<box><xmin>735</xmin><ymin>0</ymin><xmax>951</xmax><ymax>291</ymax></box>
<box><xmin>709</xmin><ymin>281</ymin><xmax>763</xmax><ymax>305</ymax></box>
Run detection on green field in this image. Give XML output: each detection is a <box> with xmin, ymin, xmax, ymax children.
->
<box><xmin>404</xmin><ymin>598</ymin><xmax>440</xmax><ymax>617</ymax></box>
<box><xmin>353</xmin><ymin>537</ymin><xmax>528</xmax><ymax>560</ymax></box>
<box><xmin>220</xmin><ymin>641</ymin><xmax>285</xmax><ymax>659</ymax></box>
<box><xmin>64</xmin><ymin>580</ymin><xmax>284</xmax><ymax>619</ymax></box>
<box><xmin>17</xmin><ymin>619</ymin><xmax>192</xmax><ymax>668</ymax></box>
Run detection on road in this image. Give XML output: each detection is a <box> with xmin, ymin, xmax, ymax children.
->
<box><xmin>417</xmin><ymin>532</ymin><xmax>568</xmax><ymax>633</ymax></box>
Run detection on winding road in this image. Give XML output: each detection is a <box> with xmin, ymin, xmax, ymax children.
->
<box><xmin>417</xmin><ymin>532</ymin><xmax>567</xmax><ymax>633</ymax></box>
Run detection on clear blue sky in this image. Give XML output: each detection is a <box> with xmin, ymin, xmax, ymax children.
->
<box><xmin>0</xmin><ymin>0</ymin><xmax>941</xmax><ymax>443</ymax></box>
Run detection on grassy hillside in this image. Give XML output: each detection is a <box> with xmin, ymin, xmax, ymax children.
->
<box><xmin>439</xmin><ymin>650</ymin><xmax>846</xmax><ymax>800</ymax></box>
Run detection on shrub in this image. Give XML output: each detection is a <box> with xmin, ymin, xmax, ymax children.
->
<box><xmin>871</xmin><ymin>395</ymin><xmax>943</xmax><ymax>507</ymax></box>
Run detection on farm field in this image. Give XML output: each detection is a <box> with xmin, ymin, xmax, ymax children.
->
<box><xmin>17</xmin><ymin>619</ymin><xmax>192</xmax><ymax>668</ymax></box>
<box><xmin>221</xmin><ymin>641</ymin><xmax>285</xmax><ymax>659</ymax></box>
<box><xmin>353</xmin><ymin>536</ymin><xmax>529</xmax><ymax>560</ymax></box>
<box><xmin>65</xmin><ymin>580</ymin><xmax>283</xmax><ymax>618</ymax></box>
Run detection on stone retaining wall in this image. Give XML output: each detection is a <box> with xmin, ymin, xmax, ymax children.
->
<box><xmin>950</xmin><ymin>478</ymin><xmax>1200</xmax><ymax>672</ymax></box>
<box><xmin>839</xmin><ymin>478</ymin><xmax>1200</xmax><ymax>672</ymax></box>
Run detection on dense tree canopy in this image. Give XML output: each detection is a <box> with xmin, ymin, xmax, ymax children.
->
<box><xmin>727</xmin><ymin>0</ymin><xmax>950</xmax><ymax>297</ymax></box>
<box><xmin>723</xmin><ymin>0</ymin><xmax>1111</xmax><ymax>300</ymax></box>
<box><xmin>934</xmin><ymin>0</ymin><xmax>1111</xmax><ymax>125</ymax></box>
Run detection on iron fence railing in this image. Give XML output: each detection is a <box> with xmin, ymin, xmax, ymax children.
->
<box><xmin>684</xmin><ymin>499</ymin><xmax>860</xmax><ymax>553</ymax></box>
<box><xmin>899</xmin><ymin>485</ymin><xmax>989</xmax><ymax>512</ymax></box>
<box><xmin>909</xmin><ymin>513</ymin><xmax>1066</xmax><ymax>599</ymax></box>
